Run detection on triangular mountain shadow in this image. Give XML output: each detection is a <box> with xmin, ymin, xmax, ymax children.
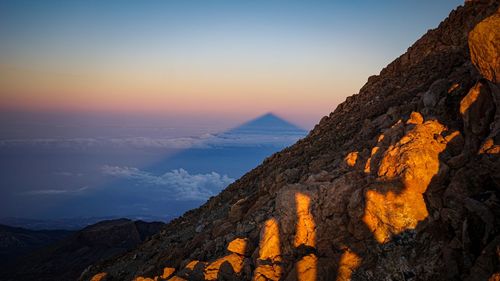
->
<box><xmin>148</xmin><ymin>112</ymin><xmax>307</xmax><ymax>175</ymax></box>
<box><xmin>224</xmin><ymin>112</ymin><xmax>307</xmax><ymax>135</ymax></box>
<box><xmin>53</xmin><ymin>113</ymin><xmax>308</xmax><ymax>220</ymax></box>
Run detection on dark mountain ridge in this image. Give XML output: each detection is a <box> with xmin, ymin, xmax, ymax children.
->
<box><xmin>0</xmin><ymin>219</ymin><xmax>164</xmax><ymax>281</ymax></box>
<box><xmin>0</xmin><ymin>215</ymin><xmax>169</xmax><ymax>231</ymax></box>
<box><xmin>0</xmin><ymin>224</ymin><xmax>73</xmax><ymax>263</ymax></box>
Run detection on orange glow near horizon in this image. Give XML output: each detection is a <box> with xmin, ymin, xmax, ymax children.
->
<box><xmin>0</xmin><ymin>0</ymin><xmax>465</xmax><ymax>129</ymax></box>
<box><xmin>0</xmin><ymin>62</ymin><xmax>357</xmax><ymax>123</ymax></box>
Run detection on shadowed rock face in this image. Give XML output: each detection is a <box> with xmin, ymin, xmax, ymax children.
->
<box><xmin>83</xmin><ymin>2</ymin><xmax>500</xmax><ymax>281</ymax></box>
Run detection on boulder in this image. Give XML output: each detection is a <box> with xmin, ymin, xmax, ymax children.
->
<box><xmin>423</xmin><ymin>79</ymin><xmax>448</xmax><ymax>108</ymax></box>
<box><xmin>227</xmin><ymin>238</ymin><xmax>250</xmax><ymax>256</ymax></box>
<box><xmin>204</xmin><ymin>253</ymin><xmax>245</xmax><ymax>281</ymax></box>
<box><xmin>90</xmin><ymin>273</ymin><xmax>107</xmax><ymax>281</ymax></box>
<box><xmin>469</xmin><ymin>9</ymin><xmax>500</xmax><ymax>83</ymax></box>
<box><xmin>161</xmin><ymin>267</ymin><xmax>176</xmax><ymax>280</ymax></box>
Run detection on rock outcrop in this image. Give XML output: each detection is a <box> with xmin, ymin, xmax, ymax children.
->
<box><xmin>83</xmin><ymin>1</ymin><xmax>500</xmax><ymax>281</ymax></box>
<box><xmin>469</xmin><ymin>8</ymin><xmax>500</xmax><ymax>83</ymax></box>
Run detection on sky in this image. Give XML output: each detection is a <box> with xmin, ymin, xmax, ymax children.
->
<box><xmin>0</xmin><ymin>0</ymin><xmax>463</xmax><ymax>129</ymax></box>
<box><xmin>0</xmin><ymin>0</ymin><xmax>467</xmax><ymax>221</ymax></box>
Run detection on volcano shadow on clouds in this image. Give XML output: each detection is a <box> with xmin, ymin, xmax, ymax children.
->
<box><xmin>55</xmin><ymin>113</ymin><xmax>308</xmax><ymax>220</ymax></box>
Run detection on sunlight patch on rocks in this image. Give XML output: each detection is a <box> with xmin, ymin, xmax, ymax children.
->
<box><xmin>253</xmin><ymin>218</ymin><xmax>283</xmax><ymax>281</ymax></box>
<box><xmin>336</xmin><ymin>249</ymin><xmax>361</xmax><ymax>281</ymax></box>
<box><xmin>89</xmin><ymin>272</ymin><xmax>107</xmax><ymax>281</ymax></box>
<box><xmin>294</xmin><ymin>193</ymin><xmax>316</xmax><ymax>248</ymax></box>
<box><xmin>296</xmin><ymin>253</ymin><xmax>317</xmax><ymax>281</ymax></box>
<box><xmin>363</xmin><ymin>119</ymin><xmax>448</xmax><ymax>243</ymax></box>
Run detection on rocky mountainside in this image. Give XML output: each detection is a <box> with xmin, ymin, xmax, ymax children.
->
<box><xmin>83</xmin><ymin>1</ymin><xmax>500</xmax><ymax>280</ymax></box>
<box><xmin>1</xmin><ymin>219</ymin><xmax>164</xmax><ymax>281</ymax></box>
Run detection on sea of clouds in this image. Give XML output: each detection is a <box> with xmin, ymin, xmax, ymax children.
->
<box><xmin>101</xmin><ymin>165</ymin><xmax>234</xmax><ymax>200</ymax></box>
<box><xmin>0</xmin><ymin>132</ymin><xmax>304</xmax><ymax>150</ymax></box>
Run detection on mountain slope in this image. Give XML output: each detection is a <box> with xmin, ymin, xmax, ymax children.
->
<box><xmin>83</xmin><ymin>1</ymin><xmax>500</xmax><ymax>280</ymax></box>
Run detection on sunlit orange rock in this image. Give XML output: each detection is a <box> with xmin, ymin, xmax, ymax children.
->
<box><xmin>167</xmin><ymin>276</ymin><xmax>187</xmax><ymax>281</ymax></box>
<box><xmin>364</xmin><ymin>144</ymin><xmax>383</xmax><ymax>174</ymax></box>
<box><xmin>489</xmin><ymin>273</ymin><xmax>500</xmax><ymax>281</ymax></box>
<box><xmin>480</xmin><ymin>138</ymin><xmax>500</xmax><ymax>154</ymax></box>
<box><xmin>161</xmin><ymin>267</ymin><xmax>176</xmax><ymax>280</ymax></box>
<box><xmin>227</xmin><ymin>238</ymin><xmax>248</xmax><ymax>256</ymax></box>
<box><xmin>90</xmin><ymin>272</ymin><xmax>107</xmax><ymax>281</ymax></box>
<box><xmin>204</xmin><ymin>253</ymin><xmax>244</xmax><ymax>280</ymax></box>
<box><xmin>344</xmin><ymin>151</ymin><xmax>358</xmax><ymax>167</ymax></box>
<box><xmin>377</xmin><ymin>120</ymin><xmax>447</xmax><ymax>191</ymax></box>
<box><xmin>406</xmin><ymin>111</ymin><xmax>423</xmax><ymax>125</ymax></box>
<box><xmin>133</xmin><ymin>277</ymin><xmax>155</xmax><ymax>281</ymax></box>
<box><xmin>363</xmin><ymin>120</ymin><xmax>447</xmax><ymax>243</ymax></box>
<box><xmin>364</xmin><ymin>188</ymin><xmax>429</xmax><ymax>243</ymax></box>
<box><xmin>468</xmin><ymin>8</ymin><xmax>500</xmax><ymax>83</ymax></box>
<box><xmin>295</xmin><ymin>253</ymin><xmax>317</xmax><ymax>281</ymax></box>
<box><xmin>294</xmin><ymin>193</ymin><xmax>316</xmax><ymax>248</ymax></box>
<box><xmin>185</xmin><ymin>260</ymin><xmax>201</xmax><ymax>271</ymax></box>
<box><xmin>253</xmin><ymin>218</ymin><xmax>282</xmax><ymax>281</ymax></box>
<box><xmin>257</xmin><ymin>219</ymin><xmax>281</xmax><ymax>262</ymax></box>
<box><xmin>336</xmin><ymin>249</ymin><xmax>361</xmax><ymax>281</ymax></box>
<box><xmin>253</xmin><ymin>264</ymin><xmax>283</xmax><ymax>281</ymax></box>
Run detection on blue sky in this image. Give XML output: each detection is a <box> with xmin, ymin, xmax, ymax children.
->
<box><xmin>0</xmin><ymin>0</ymin><xmax>463</xmax><ymax>128</ymax></box>
<box><xmin>0</xmin><ymin>0</ymin><xmax>466</xmax><ymax>220</ymax></box>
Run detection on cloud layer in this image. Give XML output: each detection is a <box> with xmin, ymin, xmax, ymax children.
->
<box><xmin>0</xmin><ymin>132</ymin><xmax>304</xmax><ymax>149</ymax></box>
<box><xmin>0</xmin><ymin>136</ymin><xmax>211</xmax><ymax>149</ymax></box>
<box><xmin>20</xmin><ymin>186</ymin><xmax>89</xmax><ymax>196</ymax></box>
<box><xmin>101</xmin><ymin>165</ymin><xmax>234</xmax><ymax>200</ymax></box>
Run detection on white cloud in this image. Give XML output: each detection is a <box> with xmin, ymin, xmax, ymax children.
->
<box><xmin>0</xmin><ymin>130</ymin><xmax>305</xmax><ymax>150</ymax></box>
<box><xmin>53</xmin><ymin>171</ymin><xmax>83</xmax><ymax>177</ymax></box>
<box><xmin>20</xmin><ymin>186</ymin><xmax>89</xmax><ymax>196</ymax></box>
<box><xmin>101</xmin><ymin>165</ymin><xmax>234</xmax><ymax>200</ymax></box>
<box><xmin>207</xmin><ymin>132</ymin><xmax>304</xmax><ymax>147</ymax></box>
<box><xmin>0</xmin><ymin>136</ymin><xmax>210</xmax><ymax>149</ymax></box>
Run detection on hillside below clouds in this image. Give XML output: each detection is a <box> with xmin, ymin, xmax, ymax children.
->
<box><xmin>1</xmin><ymin>219</ymin><xmax>164</xmax><ymax>281</ymax></box>
<box><xmin>84</xmin><ymin>1</ymin><xmax>500</xmax><ymax>281</ymax></box>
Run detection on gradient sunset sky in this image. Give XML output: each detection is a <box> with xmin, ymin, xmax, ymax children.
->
<box><xmin>0</xmin><ymin>0</ymin><xmax>462</xmax><ymax>129</ymax></box>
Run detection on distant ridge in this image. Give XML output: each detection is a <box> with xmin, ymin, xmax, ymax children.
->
<box><xmin>1</xmin><ymin>219</ymin><xmax>164</xmax><ymax>281</ymax></box>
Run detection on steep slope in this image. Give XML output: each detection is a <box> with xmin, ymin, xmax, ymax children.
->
<box><xmin>1</xmin><ymin>219</ymin><xmax>164</xmax><ymax>281</ymax></box>
<box><xmin>83</xmin><ymin>1</ymin><xmax>500</xmax><ymax>280</ymax></box>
